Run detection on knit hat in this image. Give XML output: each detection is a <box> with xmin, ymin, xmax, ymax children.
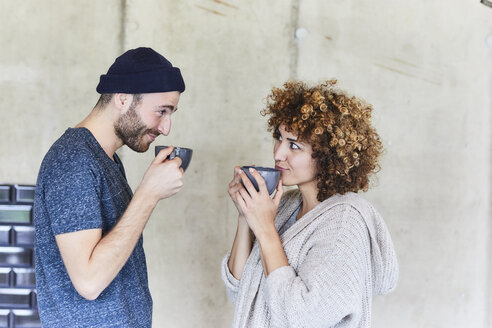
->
<box><xmin>96</xmin><ymin>47</ymin><xmax>185</xmax><ymax>94</ymax></box>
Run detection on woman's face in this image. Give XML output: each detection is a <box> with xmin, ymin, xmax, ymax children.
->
<box><xmin>273</xmin><ymin>124</ymin><xmax>318</xmax><ymax>190</ymax></box>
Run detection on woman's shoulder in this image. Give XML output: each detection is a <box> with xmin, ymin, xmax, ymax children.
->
<box><xmin>320</xmin><ymin>192</ymin><xmax>378</xmax><ymax>217</ymax></box>
<box><xmin>308</xmin><ymin>192</ymin><xmax>382</xmax><ymax>234</ymax></box>
<box><xmin>315</xmin><ymin>193</ymin><xmax>393</xmax><ymax>253</ymax></box>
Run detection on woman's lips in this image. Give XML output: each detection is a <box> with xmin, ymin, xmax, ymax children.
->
<box><xmin>275</xmin><ymin>165</ymin><xmax>287</xmax><ymax>172</ymax></box>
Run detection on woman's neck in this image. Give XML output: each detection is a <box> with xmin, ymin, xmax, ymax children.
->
<box><xmin>296</xmin><ymin>181</ymin><xmax>321</xmax><ymax>220</ymax></box>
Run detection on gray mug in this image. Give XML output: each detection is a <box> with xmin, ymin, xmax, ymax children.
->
<box><xmin>240</xmin><ymin>166</ymin><xmax>280</xmax><ymax>195</ymax></box>
<box><xmin>155</xmin><ymin>146</ymin><xmax>193</xmax><ymax>172</ymax></box>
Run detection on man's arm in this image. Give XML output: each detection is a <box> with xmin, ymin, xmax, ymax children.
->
<box><xmin>55</xmin><ymin>147</ymin><xmax>182</xmax><ymax>300</ymax></box>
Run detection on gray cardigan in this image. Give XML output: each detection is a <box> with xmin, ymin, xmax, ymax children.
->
<box><xmin>221</xmin><ymin>190</ymin><xmax>398</xmax><ymax>328</ymax></box>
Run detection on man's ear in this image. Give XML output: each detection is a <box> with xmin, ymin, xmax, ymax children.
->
<box><xmin>113</xmin><ymin>93</ymin><xmax>133</xmax><ymax>112</ymax></box>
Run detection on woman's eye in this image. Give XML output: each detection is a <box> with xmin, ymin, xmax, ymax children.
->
<box><xmin>278</xmin><ymin>135</ymin><xmax>283</xmax><ymax>141</ymax></box>
<box><xmin>290</xmin><ymin>142</ymin><xmax>299</xmax><ymax>150</ymax></box>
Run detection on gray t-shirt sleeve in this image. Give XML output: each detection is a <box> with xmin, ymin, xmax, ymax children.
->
<box><xmin>44</xmin><ymin>158</ymin><xmax>104</xmax><ymax>235</ymax></box>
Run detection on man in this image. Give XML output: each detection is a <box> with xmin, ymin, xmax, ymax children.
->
<box><xmin>34</xmin><ymin>47</ymin><xmax>185</xmax><ymax>327</ymax></box>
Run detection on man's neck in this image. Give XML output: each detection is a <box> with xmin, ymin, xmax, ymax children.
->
<box><xmin>75</xmin><ymin>108</ymin><xmax>122</xmax><ymax>160</ymax></box>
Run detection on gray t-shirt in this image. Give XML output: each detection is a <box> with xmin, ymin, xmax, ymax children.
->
<box><xmin>34</xmin><ymin>127</ymin><xmax>152</xmax><ymax>327</ymax></box>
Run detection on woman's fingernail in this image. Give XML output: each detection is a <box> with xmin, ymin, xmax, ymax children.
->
<box><xmin>249</xmin><ymin>168</ymin><xmax>254</xmax><ymax>172</ymax></box>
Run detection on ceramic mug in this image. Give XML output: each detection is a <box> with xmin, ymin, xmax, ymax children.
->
<box><xmin>240</xmin><ymin>166</ymin><xmax>280</xmax><ymax>195</ymax></box>
<box><xmin>155</xmin><ymin>146</ymin><xmax>193</xmax><ymax>172</ymax></box>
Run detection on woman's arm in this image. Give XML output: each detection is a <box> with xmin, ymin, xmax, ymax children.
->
<box><xmin>235</xmin><ymin>168</ymin><xmax>287</xmax><ymax>276</ymax></box>
<box><xmin>227</xmin><ymin>216</ymin><xmax>254</xmax><ymax>280</ymax></box>
<box><xmin>256</xmin><ymin>230</ymin><xmax>289</xmax><ymax>276</ymax></box>
<box><xmin>226</xmin><ymin>167</ymin><xmax>256</xmax><ymax>280</ymax></box>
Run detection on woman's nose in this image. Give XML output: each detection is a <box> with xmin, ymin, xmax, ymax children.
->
<box><xmin>274</xmin><ymin>142</ymin><xmax>286</xmax><ymax>161</ymax></box>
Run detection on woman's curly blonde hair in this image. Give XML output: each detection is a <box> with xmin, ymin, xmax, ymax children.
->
<box><xmin>261</xmin><ymin>80</ymin><xmax>383</xmax><ymax>201</ymax></box>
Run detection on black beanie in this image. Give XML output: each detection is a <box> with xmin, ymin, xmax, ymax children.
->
<box><xmin>96</xmin><ymin>47</ymin><xmax>185</xmax><ymax>94</ymax></box>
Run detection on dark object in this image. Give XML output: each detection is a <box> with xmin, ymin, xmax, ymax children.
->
<box><xmin>12</xmin><ymin>309</ymin><xmax>41</xmax><ymax>327</ymax></box>
<box><xmin>0</xmin><ymin>187</ymin><xmax>10</xmax><ymax>203</ymax></box>
<box><xmin>13</xmin><ymin>269</ymin><xmax>36</xmax><ymax>288</ymax></box>
<box><xmin>13</xmin><ymin>187</ymin><xmax>34</xmax><ymax>204</ymax></box>
<box><xmin>241</xmin><ymin>166</ymin><xmax>280</xmax><ymax>195</ymax></box>
<box><xmin>482</xmin><ymin>0</ymin><xmax>492</xmax><ymax>8</ymax></box>
<box><xmin>155</xmin><ymin>146</ymin><xmax>193</xmax><ymax>172</ymax></box>
<box><xmin>96</xmin><ymin>47</ymin><xmax>185</xmax><ymax>94</ymax></box>
<box><xmin>0</xmin><ymin>184</ymin><xmax>40</xmax><ymax>327</ymax></box>
<box><xmin>0</xmin><ymin>206</ymin><xmax>31</xmax><ymax>225</ymax></box>
<box><xmin>0</xmin><ymin>185</ymin><xmax>35</xmax><ymax>205</ymax></box>
<box><xmin>0</xmin><ymin>248</ymin><xmax>32</xmax><ymax>268</ymax></box>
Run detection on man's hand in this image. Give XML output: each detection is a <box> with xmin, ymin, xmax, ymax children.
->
<box><xmin>137</xmin><ymin>146</ymin><xmax>184</xmax><ymax>203</ymax></box>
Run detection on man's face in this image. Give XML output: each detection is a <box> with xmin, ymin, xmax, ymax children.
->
<box><xmin>114</xmin><ymin>91</ymin><xmax>181</xmax><ymax>152</ymax></box>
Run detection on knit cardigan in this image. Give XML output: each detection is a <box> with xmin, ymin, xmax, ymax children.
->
<box><xmin>221</xmin><ymin>189</ymin><xmax>398</xmax><ymax>328</ymax></box>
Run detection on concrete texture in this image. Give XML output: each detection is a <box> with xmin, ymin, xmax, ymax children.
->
<box><xmin>0</xmin><ymin>0</ymin><xmax>122</xmax><ymax>185</ymax></box>
<box><xmin>296</xmin><ymin>1</ymin><xmax>492</xmax><ymax>327</ymax></box>
<box><xmin>0</xmin><ymin>0</ymin><xmax>490</xmax><ymax>327</ymax></box>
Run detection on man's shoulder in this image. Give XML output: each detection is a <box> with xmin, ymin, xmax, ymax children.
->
<box><xmin>51</xmin><ymin>128</ymin><xmax>95</xmax><ymax>156</ymax></box>
<box><xmin>39</xmin><ymin>129</ymin><xmax>98</xmax><ymax>181</ymax></box>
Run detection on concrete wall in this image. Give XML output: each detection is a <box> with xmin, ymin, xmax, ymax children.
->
<box><xmin>0</xmin><ymin>0</ymin><xmax>490</xmax><ymax>327</ymax></box>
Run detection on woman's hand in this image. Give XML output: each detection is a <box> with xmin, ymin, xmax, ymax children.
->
<box><xmin>235</xmin><ymin>167</ymin><xmax>284</xmax><ymax>240</ymax></box>
<box><xmin>228</xmin><ymin>166</ymin><xmax>247</xmax><ymax>218</ymax></box>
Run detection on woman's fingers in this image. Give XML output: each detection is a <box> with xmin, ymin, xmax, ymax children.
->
<box><xmin>247</xmin><ymin>168</ymin><xmax>268</xmax><ymax>195</ymax></box>
<box><xmin>238</xmin><ymin>186</ymin><xmax>252</xmax><ymax>207</ymax></box>
<box><xmin>229</xmin><ymin>176</ymin><xmax>241</xmax><ymax>190</ymax></box>
<box><xmin>239</xmin><ymin>170</ymin><xmax>258</xmax><ymax>197</ymax></box>
<box><xmin>273</xmin><ymin>179</ymin><xmax>284</xmax><ymax>206</ymax></box>
<box><xmin>235</xmin><ymin>190</ymin><xmax>247</xmax><ymax>211</ymax></box>
<box><xmin>229</xmin><ymin>167</ymin><xmax>243</xmax><ymax>189</ymax></box>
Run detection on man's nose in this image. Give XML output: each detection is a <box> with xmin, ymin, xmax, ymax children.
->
<box><xmin>158</xmin><ymin>117</ymin><xmax>171</xmax><ymax>136</ymax></box>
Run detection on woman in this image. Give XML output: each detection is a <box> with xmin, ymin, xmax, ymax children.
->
<box><xmin>221</xmin><ymin>80</ymin><xmax>398</xmax><ymax>327</ymax></box>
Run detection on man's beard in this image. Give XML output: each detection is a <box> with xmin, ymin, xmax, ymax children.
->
<box><xmin>114</xmin><ymin>100</ymin><xmax>159</xmax><ymax>153</ymax></box>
